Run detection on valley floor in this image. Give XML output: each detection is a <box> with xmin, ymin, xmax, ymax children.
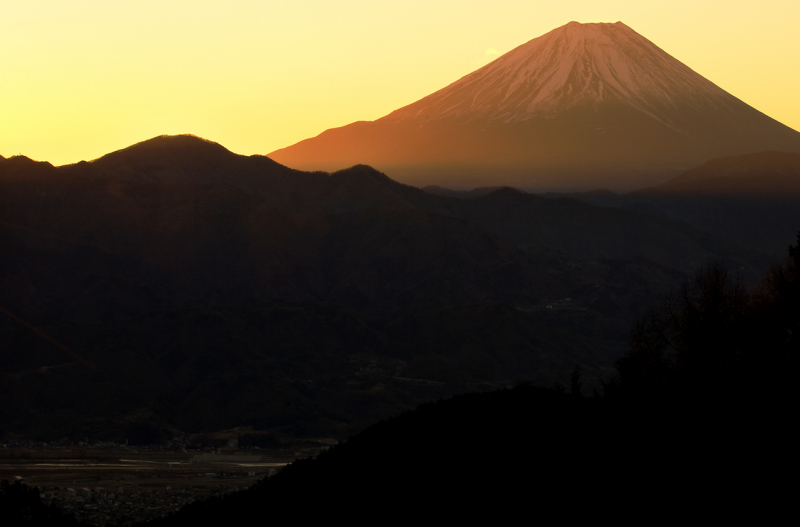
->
<box><xmin>0</xmin><ymin>444</ymin><xmax>298</xmax><ymax>526</ymax></box>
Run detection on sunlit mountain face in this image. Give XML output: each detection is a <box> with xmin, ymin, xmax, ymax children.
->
<box><xmin>269</xmin><ymin>22</ymin><xmax>800</xmax><ymax>191</ymax></box>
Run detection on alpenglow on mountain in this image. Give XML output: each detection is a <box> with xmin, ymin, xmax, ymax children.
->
<box><xmin>269</xmin><ymin>22</ymin><xmax>800</xmax><ymax>191</ymax></box>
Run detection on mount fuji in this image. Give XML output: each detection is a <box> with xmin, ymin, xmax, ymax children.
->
<box><xmin>269</xmin><ymin>22</ymin><xmax>800</xmax><ymax>191</ymax></box>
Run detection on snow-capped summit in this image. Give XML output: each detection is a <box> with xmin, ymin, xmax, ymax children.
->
<box><xmin>387</xmin><ymin>22</ymin><xmax>731</xmax><ymax>128</ymax></box>
<box><xmin>270</xmin><ymin>22</ymin><xmax>800</xmax><ymax>191</ymax></box>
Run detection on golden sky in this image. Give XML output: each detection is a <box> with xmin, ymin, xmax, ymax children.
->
<box><xmin>2</xmin><ymin>0</ymin><xmax>799</xmax><ymax>165</ymax></box>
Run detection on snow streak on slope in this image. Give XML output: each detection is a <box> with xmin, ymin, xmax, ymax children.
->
<box><xmin>385</xmin><ymin>22</ymin><xmax>740</xmax><ymax>129</ymax></box>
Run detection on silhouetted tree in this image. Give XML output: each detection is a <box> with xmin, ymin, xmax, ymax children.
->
<box><xmin>570</xmin><ymin>364</ymin><xmax>582</xmax><ymax>397</ymax></box>
<box><xmin>616</xmin><ymin>262</ymin><xmax>749</xmax><ymax>399</ymax></box>
<box><xmin>750</xmin><ymin>232</ymin><xmax>800</xmax><ymax>395</ymax></box>
<box><xmin>616</xmin><ymin>232</ymin><xmax>800</xmax><ymax>403</ymax></box>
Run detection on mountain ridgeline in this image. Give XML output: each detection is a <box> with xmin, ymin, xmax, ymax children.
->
<box><xmin>1</xmin><ymin>134</ymin><xmax>788</xmax><ymax>440</ymax></box>
<box><xmin>555</xmin><ymin>150</ymin><xmax>800</xmax><ymax>258</ymax></box>
<box><xmin>269</xmin><ymin>22</ymin><xmax>800</xmax><ymax>191</ymax></box>
<box><xmin>3</xmin><ymin>19</ymin><xmax>800</xmax><ymax>524</ymax></box>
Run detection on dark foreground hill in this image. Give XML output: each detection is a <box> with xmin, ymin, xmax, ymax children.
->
<box><xmin>140</xmin><ymin>240</ymin><xmax>800</xmax><ymax>524</ymax></box>
<box><xmin>138</xmin><ymin>386</ymin><xmax>791</xmax><ymax>524</ymax></box>
<box><xmin>0</xmin><ymin>135</ymin><xmax>772</xmax><ymax>440</ymax></box>
<box><xmin>0</xmin><ymin>480</ymin><xmax>86</xmax><ymax>526</ymax></box>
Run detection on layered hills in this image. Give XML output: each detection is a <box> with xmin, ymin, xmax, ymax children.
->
<box><xmin>0</xmin><ymin>135</ymin><xmax>776</xmax><ymax>439</ymax></box>
<box><xmin>558</xmin><ymin>150</ymin><xmax>800</xmax><ymax>257</ymax></box>
<box><xmin>146</xmin><ymin>238</ymin><xmax>800</xmax><ymax>523</ymax></box>
<box><xmin>269</xmin><ymin>22</ymin><xmax>800</xmax><ymax>191</ymax></box>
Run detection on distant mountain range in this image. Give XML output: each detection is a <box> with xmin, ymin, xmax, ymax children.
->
<box><xmin>2</xmin><ymin>135</ymin><xmax>798</xmax><ymax>441</ymax></box>
<box><xmin>269</xmin><ymin>22</ymin><xmax>800</xmax><ymax>191</ymax></box>
<box><xmin>643</xmin><ymin>150</ymin><xmax>800</xmax><ymax>195</ymax></box>
<box><xmin>542</xmin><ymin>150</ymin><xmax>800</xmax><ymax>257</ymax></box>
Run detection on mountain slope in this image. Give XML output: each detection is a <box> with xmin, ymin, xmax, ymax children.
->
<box><xmin>555</xmin><ymin>151</ymin><xmax>800</xmax><ymax>258</ymax></box>
<box><xmin>269</xmin><ymin>22</ymin><xmax>800</xmax><ymax>191</ymax></box>
<box><xmin>0</xmin><ymin>135</ymin><xmax>767</xmax><ymax>439</ymax></box>
<box><xmin>644</xmin><ymin>150</ymin><xmax>800</xmax><ymax>195</ymax></box>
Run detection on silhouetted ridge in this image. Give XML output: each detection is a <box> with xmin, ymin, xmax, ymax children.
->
<box><xmin>95</xmin><ymin>134</ymin><xmax>234</xmax><ymax>164</ymax></box>
<box><xmin>473</xmin><ymin>186</ymin><xmax>526</xmax><ymax>198</ymax></box>
<box><xmin>645</xmin><ymin>150</ymin><xmax>800</xmax><ymax>195</ymax></box>
<box><xmin>92</xmin><ymin>135</ymin><xmax>241</xmax><ymax>175</ymax></box>
<box><xmin>0</xmin><ymin>156</ymin><xmax>57</xmax><ymax>178</ymax></box>
<box><xmin>420</xmin><ymin>185</ymin><xmax>456</xmax><ymax>196</ymax></box>
<box><xmin>420</xmin><ymin>185</ymin><xmax>526</xmax><ymax>199</ymax></box>
<box><xmin>0</xmin><ymin>134</ymin><xmax>778</xmax><ymax>442</ymax></box>
<box><xmin>3</xmin><ymin>155</ymin><xmax>55</xmax><ymax>168</ymax></box>
<box><xmin>468</xmin><ymin>186</ymin><xmax>525</xmax><ymax>197</ymax></box>
<box><xmin>329</xmin><ymin>164</ymin><xmax>406</xmax><ymax>190</ymax></box>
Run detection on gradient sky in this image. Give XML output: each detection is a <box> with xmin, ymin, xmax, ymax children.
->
<box><xmin>2</xmin><ymin>0</ymin><xmax>799</xmax><ymax>166</ymax></box>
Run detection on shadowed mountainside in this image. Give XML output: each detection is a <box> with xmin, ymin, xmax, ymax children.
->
<box><xmin>0</xmin><ymin>135</ymin><xmax>773</xmax><ymax>440</ymax></box>
<box><xmin>643</xmin><ymin>150</ymin><xmax>800</xmax><ymax>195</ymax></box>
<box><xmin>557</xmin><ymin>151</ymin><xmax>800</xmax><ymax>258</ymax></box>
<box><xmin>140</xmin><ymin>244</ymin><xmax>800</xmax><ymax>524</ymax></box>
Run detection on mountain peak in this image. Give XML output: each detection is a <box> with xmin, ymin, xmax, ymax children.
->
<box><xmin>384</xmin><ymin>21</ymin><xmax>727</xmax><ymax>127</ymax></box>
<box><xmin>563</xmin><ymin>20</ymin><xmax>627</xmax><ymax>29</ymax></box>
<box><xmin>269</xmin><ymin>23</ymin><xmax>800</xmax><ymax>191</ymax></box>
<box><xmin>95</xmin><ymin>134</ymin><xmax>233</xmax><ymax>163</ymax></box>
<box><xmin>0</xmin><ymin>155</ymin><xmax>55</xmax><ymax>173</ymax></box>
<box><xmin>91</xmin><ymin>134</ymin><xmax>242</xmax><ymax>178</ymax></box>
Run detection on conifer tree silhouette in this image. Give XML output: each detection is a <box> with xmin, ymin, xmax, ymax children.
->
<box><xmin>616</xmin><ymin>231</ymin><xmax>800</xmax><ymax>403</ymax></box>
